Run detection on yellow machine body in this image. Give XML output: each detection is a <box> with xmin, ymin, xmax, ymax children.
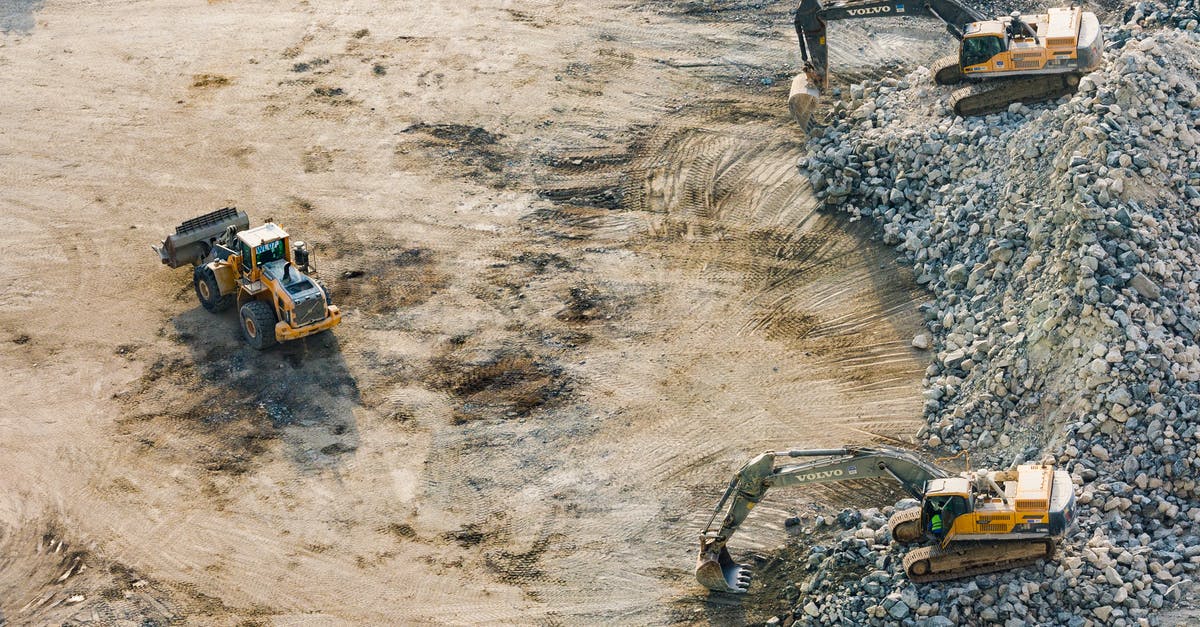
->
<box><xmin>921</xmin><ymin>464</ymin><xmax>1069</xmax><ymax>548</ymax></box>
<box><xmin>202</xmin><ymin>223</ymin><xmax>341</xmax><ymax>343</ymax></box>
<box><xmin>959</xmin><ymin>8</ymin><xmax>1103</xmax><ymax>77</ymax></box>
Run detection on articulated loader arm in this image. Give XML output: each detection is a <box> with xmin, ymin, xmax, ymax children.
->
<box><xmin>696</xmin><ymin>446</ymin><xmax>948</xmax><ymax>593</ymax></box>
<box><xmin>789</xmin><ymin>0</ymin><xmax>984</xmax><ymax>129</ymax></box>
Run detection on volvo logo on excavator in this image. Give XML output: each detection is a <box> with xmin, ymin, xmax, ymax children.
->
<box><xmin>799</xmin><ymin>469</ymin><xmax>845</xmax><ymax>481</ymax></box>
<box><xmin>846</xmin><ymin>6</ymin><xmax>892</xmax><ymax>15</ymax></box>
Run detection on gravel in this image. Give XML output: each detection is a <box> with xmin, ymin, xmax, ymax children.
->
<box><xmin>774</xmin><ymin>3</ymin><xmax>1200</xmax><ymax>625</ymax></box>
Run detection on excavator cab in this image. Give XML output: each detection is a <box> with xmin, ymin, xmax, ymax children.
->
<box><xmin>922</xmin><ymin>478</ymin><xmax>973</xmax><ymax>540</ymax></box>
<box><xmin>960</xmin><ymin>33</ymin><xmax>1006</xmax><ymax>68</ymax></box>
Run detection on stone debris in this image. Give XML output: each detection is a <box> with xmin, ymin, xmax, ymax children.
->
<box><xmin>776</xmin><ymin>4</ymin><xmax>1200</xmax><ymax>625</ymax></box>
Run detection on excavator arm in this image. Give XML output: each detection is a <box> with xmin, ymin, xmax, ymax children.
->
<box><xmin>696</xmin><ymin>446</ymin><xmax>948</xmax><ymax>593</ymax></box>
<box><xmin>789</xmin><ymin>0</ymin><xmax>984</xmax><ymax>129</ymax></box>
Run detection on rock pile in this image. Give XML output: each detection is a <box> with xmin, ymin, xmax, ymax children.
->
<box><xmin>778</xmin><ymin>5</ymin><xmax>1200</xmax><ymax>625</ymax></box>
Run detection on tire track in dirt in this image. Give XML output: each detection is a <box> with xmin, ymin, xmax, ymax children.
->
<box><xmin>3</xmin><ymin>0</ymin><xmax>949</xmax><ymax>623</ymax></box>
<box><xmin>491</xmin><ymin>91</ymin><xmax>931</xmax><ymax>621</ymax></box>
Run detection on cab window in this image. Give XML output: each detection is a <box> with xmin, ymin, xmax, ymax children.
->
<box><xmin>255</xmin><ymin>240</ymin><xmax>286</xmax><ymax>266</ymax></box>
<box><xmin>240</xmin><ymin>242</ymin><xmax>252</xmax><ymax>271</ymax></box>
<box><xmin>962</xmin><ymin>36</ymin><xmax>1005</xmax><ymax>67</ymax></box>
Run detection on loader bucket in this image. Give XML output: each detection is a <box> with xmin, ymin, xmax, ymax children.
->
<box><xmin>696</xmin><ymin>539</ymin><xmax>752</xmax><ymax>594</ymax></box>
<box><xmin>788</xmin><ymin>73</ymin><xmax>821</xmax><ymax>133</ymax></box>
<box><xmin>156</xmin><ymin>206</ymin><xmax>249</xmax><ymax>268</ymax></box>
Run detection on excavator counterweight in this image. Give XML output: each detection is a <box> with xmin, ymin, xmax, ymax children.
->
<box><xmin>696</xmin><ymin>447</ymin><xmax>1076</xmax><ymax>593</ymax></box>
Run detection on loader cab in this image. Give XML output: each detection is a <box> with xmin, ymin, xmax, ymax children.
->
<box><xmin>236</xmin><ymin>223</ymin><xmax>292</xmax><ymax>277</ymax></box>
<box><xmin>923</xmin><ymin>478</ymin><xmax>973</xmax><ymax>537</ymax></box>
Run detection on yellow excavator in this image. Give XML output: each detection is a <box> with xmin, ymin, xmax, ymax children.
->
<box><xmin>787</xmin><ymin>0</ymin><xmax>1104</xmax><ymax>128</ymax></box>
<box><xmin>696</xmin><ymin>447</ymin><xmax>1077</xmax><ymax>593</ymax></box>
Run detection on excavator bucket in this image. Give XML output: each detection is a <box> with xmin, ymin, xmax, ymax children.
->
<box><xmin>788</xmin><ymin>73</ymin><xmax>822</xmax><ymax>133</ymax></box>
<box><xmin>696</xmin><ymin>539</ymin><xmax>752</xmax><ymax>594</ymax></box>
<box><xmin>153</xmin><ymin>206</ymin><xmax>249</xmax><ymax>268</ymax></box>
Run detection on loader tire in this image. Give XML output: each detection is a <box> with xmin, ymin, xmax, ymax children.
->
<box><xmin>194</xmin><ymin>266</ymin><xmax>234</xmax><ymax>313</ymax></box>
<box><xmin>316</xmin><ymin>280</ymin><xmax>332</xmax><ymax>306</ymax></box>
<box><xmin>240</xmin><ymin>301</ymin><xmax>278</xmax><ymax>350</ymax></box>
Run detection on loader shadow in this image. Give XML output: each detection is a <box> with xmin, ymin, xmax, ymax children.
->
<box><xmin>117</xmin><ymin>305</ymin><xmax>361</xmax><ymax>480</ymax></box>
<box><xmin>176</xmin><ymin>306</ymin><xmax>362</xmax><ymax>472</ymax></box>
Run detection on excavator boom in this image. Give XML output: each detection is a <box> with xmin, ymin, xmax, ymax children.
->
<box><xmin>696</xmin><ymin>447</ymin><xmax>947</xmax><ymax>593</ymax></box>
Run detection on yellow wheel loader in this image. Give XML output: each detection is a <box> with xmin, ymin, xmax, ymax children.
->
<box><xmin>787</xmin><ymin>0</ymin><xmax>1104</xmax><ymax>129</ymax></box>
<box><xmin>696</xmin><ymin>447</ymin><xmax>1076</xmax><ymax>593</ymax></box>
<box><xmin>154</xmin><ymin>207</ymin><xmax>342</xmax><ymax>350</ymax></box>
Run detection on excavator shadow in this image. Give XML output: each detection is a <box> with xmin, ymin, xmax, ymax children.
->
<box><xmin>116</xmin><ymin>305</ymin><xmax>362</xmax><ymax>479</ymax></box>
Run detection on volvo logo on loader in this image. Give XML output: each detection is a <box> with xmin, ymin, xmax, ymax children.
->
<box><xmin>846</xmin><ymin>6</ymin><xmax>891</xmax><ymax>15</ymax></box>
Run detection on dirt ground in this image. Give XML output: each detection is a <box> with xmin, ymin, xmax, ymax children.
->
<box><xmin>1</xmin><ymin>1</ymin><xmax>952</xmax><ymax>624</ymax></box>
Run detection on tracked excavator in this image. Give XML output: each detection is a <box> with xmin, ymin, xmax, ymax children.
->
<box><xmin>696</xmin><ymin>447</ymin><xmax>1076</xmax><ymax>593</ymax></box>
<box><xmin>787</xmin><ymin>0</ymin><xmax>1104</xmax><ymax>128</ymax></box>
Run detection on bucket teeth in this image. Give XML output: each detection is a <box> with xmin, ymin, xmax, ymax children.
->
<box><xmin>696</xmin><ymin>543</ymin><xmax>752</xmax><ymax>594</ymax></box>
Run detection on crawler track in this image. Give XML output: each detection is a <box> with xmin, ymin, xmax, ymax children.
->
<box><xmin>903</xmin><ymin>540</ymin><xmax>1054</xmax><ymax>583</ymax></box>
<box><xmin>930</xmin><ymin>55</ymin><xmax>963</xmax><ymax>85</ymax></box>
<box><xmin>886</xmin><ymin>507</ymin><xmax>924</xmax><ymax>543</ymax></box>
<box><xmin>949</xmin><ymin>73</ymin><xmax>1081</xmax><ymax>116</ymax></box>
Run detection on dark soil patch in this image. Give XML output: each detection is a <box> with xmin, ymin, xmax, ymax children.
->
<box><xmin>536</xmin><ymin>184</ymin><xmax>624</xmax><ymax>210</ymax></box>
<box><xmin>191</xmin><ymin>73</ymin><xmax>231</xmax><ymax>88</ymax></box>
<box><xmin>555</xmin><ymin>284</ymin><xmax>614</xmax><ymax>323</ymax></box>
<box><xmin>381</xmin><ymin>522</ymin><xmax>417</xmax><ymax>540</ymax></box>
<box><xmin>404</xmin><ymin>123</ymin><xmax>503</xmax><ymax>146</ymax></box>
<box><xmin>444</xmin><ymin>524</ymin><xmax>487</xmax><ymax>548</ymax></box>
<box><xmin>484</xmin><ymin>535</ymin><xmax>556</xmax><ymax>584</ymax></box>
<box><xmin>291</xmin><ymin>58</ymin><xmax>329</xmax><ymax>73</ymax></box>
<box><xmin>513</xmin><ymin>251</ymin><xmax>574</xmax><ymax>273</ymax></box>
<box><xmin>396</xmin><ymin>123</ymin><xmax>515</xmax><ymax>188</ymax></box>
<box><xmin>539</xmin><ymin>151</ymin><xmax>632</xmax><ymax>171</ymax></box>
<box><xmin>426</xmin><ymin>348</ymin><xmax>570</xmax><ymax>424</ymax></box>
<box><xmin>332</xmin><ymin>247</ymin><xmax>448</xmax><ymax>315</ymax></box>
<box><xmin>115</xmin><ymin>322</ymin><xmax>362</xmax><ymax>480</ymax></box>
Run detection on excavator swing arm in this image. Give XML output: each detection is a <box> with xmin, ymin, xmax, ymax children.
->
<box><xmin>696</xmin><ymin>447</ymin><xmax>947</xmax><ymax>593</ymax></box>
<box><xmin>794</xmin><ymin>0</ymin><xmax>983</xmax><ymax>88</ymax></box>
<box><xmin>789</xmin><ymin>0</ymin><xmax>983</xmax><ymax>128</ymax></box>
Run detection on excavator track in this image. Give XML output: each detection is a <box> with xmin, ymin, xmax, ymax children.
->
<box><xmin>949</xmin><ymin>73</ymin><xmax>1081</xmax><ymax>117</ymax></box>
<box><xmin>902</xmin><ymin>539</ymin><xmax>1054</xmax><ymax>583</ymax></box>
<box><xmin>886</xmin><ymin>507</ymin><xmax>924</xmax><ymax>544</ymax></box>
<box><xmin>930</xmin><ymin>55</ymin><xmax>963</xmax><ymax>86</ymax></box>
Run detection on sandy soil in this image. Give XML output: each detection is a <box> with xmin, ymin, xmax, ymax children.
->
<box><xmin>0</xmin><ymin>1</ymin><xmax>952</xmax><ymax>623</ymax></box>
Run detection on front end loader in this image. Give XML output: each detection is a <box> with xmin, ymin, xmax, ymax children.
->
<box><xmin>154</xmin><ymin>207</ymin><xmax>341</xmax><ymax>349</ymax></box>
